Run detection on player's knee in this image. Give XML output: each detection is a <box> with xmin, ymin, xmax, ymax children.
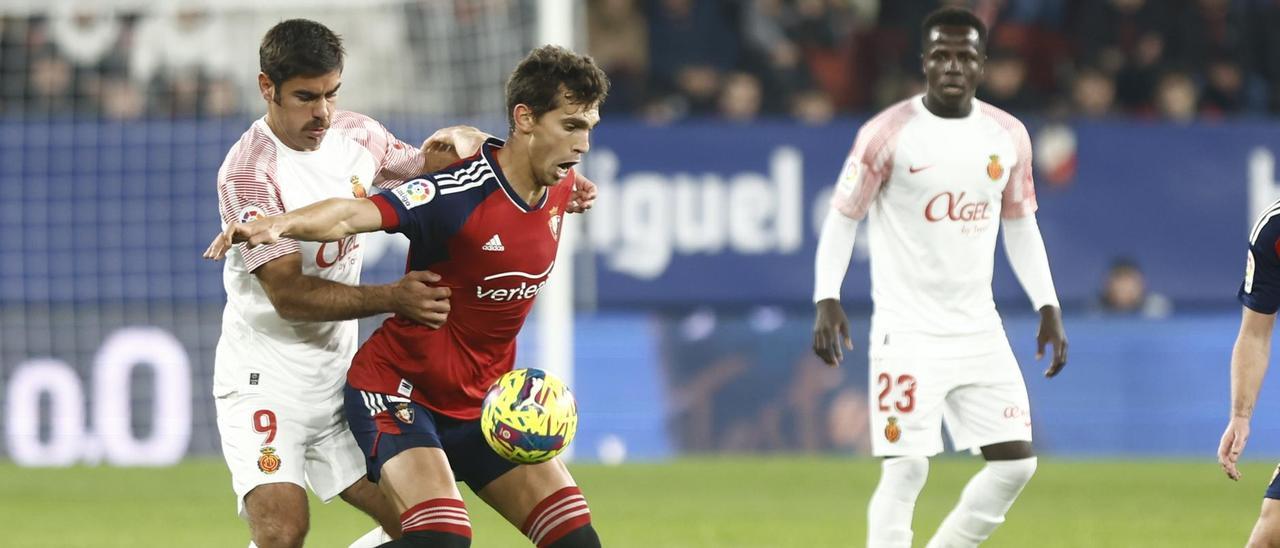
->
<box><xmin>1248</xmin><ymin>502</ymin><xmax>1280</xmax><ymax>548</ymax></box>
<box><xmin>881</xmin><ymin>456</ymin><xmax>930</xmax><ymax>492</ymax></box>
<box><xmin>522</xmin><ymin>486</ymin><xmax>594</xmax><ymax>548</ymax></box>
<box><xmin>543</xmin><ymin>523</ymin><xmax>600</xmax><ymax>548</ymax></box>
<box><xmin>987</xmin><ymin>456</ymin><xmax>1037</xmax><ymax>488</ymax></box>
<box><xmin>252</xmin><ymin>518</ymin><xmax>308</xmax><ymax>548</ymax></box>
<box><xmin>397</xmin><ymin>498</ymin><xmax>471</xmax><ymax>546</ymax></box>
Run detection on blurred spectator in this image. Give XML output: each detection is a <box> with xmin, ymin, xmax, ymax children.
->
<box><xmin>130</xmin><ymin>6</ymin><xmax>231</xmax><ymax>116</ymax></box>
<box><xmin>790</xmin><ymin>88</ymin><xmax>835</xmax><ymax>125</ymax></box>
<box><xmin>1154</xmin><ymin>70</ymin><xmax>1199</xmax><ymax>122</ymax></box>
<box><xmin>718</xmin><ymin>71</ymin><xmax>763</xmax><ymax>122</ymax></box>
<box><xmin>1071</xmin><ymin>66</ymin><xmax>1117</xmax><ymax>117</ymax></box>
<box><xmin>1199</xmin><ymin>56</ymin><xmax>1247</xmax><ymax>118</ymax></box>
<box><xmin>1095</xmin><ymin>258</ymin><xmax>1172</xmax><ymax>318</ymax></box>
<box><xmin>27</xmin><ymin>50</ymin><xmax>73</xmax><ymax>114</ymax></box>
<box><xmin>978</xmin><ymin>48</ymin><xmax>1044</xmax><ymax>114</ymax></box>
<box><xmin>587</xmin><ymin>0</ymin><xmax>649</xmax><ymax>115</ymax></box>
<box><xmin>647</xmin><ymin>0</ymin><xmax>739</xmax><ymax>118</ymax></box>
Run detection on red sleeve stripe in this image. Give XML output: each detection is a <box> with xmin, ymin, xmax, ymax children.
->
<box><xmin>368</xmin><ymin>194</ymin><xmax>401</xmax><ymax>231</ymax></box>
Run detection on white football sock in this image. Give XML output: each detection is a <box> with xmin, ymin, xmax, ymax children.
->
<box><xmin>347</xmin><ymin>526</ymin><xmax>392</xmax><ymax>548</ymax></box>
<box><xmin>867</xmin><ymin>456</ymin><xmax>930</xmax><ymax>548</ymax></box>
<box><xmin>925</xmin><ymin>457</ymin><xmax>1038</xmax><ymax>548</ymax></box>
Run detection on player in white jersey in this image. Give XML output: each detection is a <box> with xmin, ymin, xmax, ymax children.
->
<box><xmin>214</xmin><ymin>20</ymin><xmax>485</xmax><ymax>548</ymax></box>
<box><xmin>811</xmin><ymin>8</ymin><xmax>1068</xmax><ymax>548</ymax></box>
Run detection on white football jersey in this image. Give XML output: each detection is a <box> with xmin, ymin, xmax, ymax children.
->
<box><xmin>831</xmin><ymin>95</ymin><xmax>1037</xmax><ymax>345</ymax></box>
<box><xmin>213</xmin><ymin>111</ymin><xmax>423</xmax><ymax>402</ymax></box>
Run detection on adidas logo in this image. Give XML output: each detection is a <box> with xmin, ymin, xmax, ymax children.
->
<box><xmin>482</xmin><ymin>234</ymin><xmax>505</xmax><ymax>252</ymax></box>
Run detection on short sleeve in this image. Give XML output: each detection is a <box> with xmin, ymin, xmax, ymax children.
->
<box><xmin>1241</xmin><ymin>210</ymin><xmax>1280</xmax><ymax>314</ymax></box>
<box><xmin>830</xmin><ymin>102</ymin><xmax>913</xmax><ymax>220</ymax></box>
<box><xmin>216</xmin><ymin>149</ymin><xmax>300</xmax><ymax>272</ymax></box>
<box><xmin>1000</xmin><ymin>119</ymin><xmax>1038</xmax><ymax>220</ymax></box>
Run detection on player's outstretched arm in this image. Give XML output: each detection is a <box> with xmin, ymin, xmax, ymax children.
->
<box><xmin>250</xmin><ymin>254</ymin><xmax>451</xmax><ymax>326</ymax></box>
<box><xmin>1219</xmin><ymin>306</ymin><xmax>1277</xmax><ymax>480</ymax></box>
<box><xmin>203</xmin><ymin>198</ymin><xmax>382</xmax><ymax>260</ymax></box>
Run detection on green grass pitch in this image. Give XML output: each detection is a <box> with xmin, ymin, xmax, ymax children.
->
<box><xmin>0</xmin><ymin>457</ymin><xmax>1268</xmax><ymax>547</ymax></box>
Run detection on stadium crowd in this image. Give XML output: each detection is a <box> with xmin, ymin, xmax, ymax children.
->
<box><xmin>1</xmin><ymin>0</ymin><xmax>1278</xmax><ymax>122</ymax></box>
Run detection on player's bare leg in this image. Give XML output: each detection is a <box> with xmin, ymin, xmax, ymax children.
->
<box><xmin>339</xmin><ymin>476</ymin><xmax>402</xmax><ymax>542</ymax></box>
<box><xmin>1247</xmin><ymin>499</ymin><xmax>1280</xmax><ymax>548</ymax></box>
<box><xmin>376</xmin><ymin>447</ymin><xmax>471</xmax><ymax>547</ymax></box>
<box><xmin>926</xmin><ymin>441</ymin><xmax>1037</xmax><ymax>548</ymax></box>
<box><xmin>244</xmin><ymin>483</ymin><xmax>310</xmax><ymax>548</ymax></box>
<box><xmin>479</xmin><ymin>458</ymin><xmax>599</xmax><ymax>547</ymax></box>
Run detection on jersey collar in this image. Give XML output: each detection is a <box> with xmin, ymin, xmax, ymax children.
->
<box><xmin>480</xmin><ymin>137</ymin><xmax>549</xmax><ymax>213</ymax></box>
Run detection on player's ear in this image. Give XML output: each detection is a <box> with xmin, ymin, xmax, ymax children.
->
<box><xmin>257</xmin><ymin>73</ymin><xmax>275</xmax><ymax>104</ymax></box>
<box><xmin>513</xmin><ymin>104</ymin><xmax>536</xmax><ymax>134</ymax></box>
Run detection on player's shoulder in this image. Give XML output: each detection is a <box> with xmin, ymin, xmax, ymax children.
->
<box><xmin>976</xmin><ymin>100</ymin><xmax>1030</xmax><ymax>139</ymax></box>
<box><xmin>859</xmin><ymin>97</ymin><xmax>920</xmax><ymax>136</ymax></box>
<box><xmin>220</xmin><ymin>120</ymin><xmax>279</xmax><ymax>183</ymax></box>
<box><xmin>385</xmin><ymin>153</ymin><xmax>495</xmax><ymax>212</ymax></box>
<box><xmin>1249</xmin><ymin>198</ymin><xmax>1280</xmax><ymax>247</ymax></box>
<box><xmin>330</xmin><ymin>110</ymin><xmax>381</xmax><ymax>129</ymax></box>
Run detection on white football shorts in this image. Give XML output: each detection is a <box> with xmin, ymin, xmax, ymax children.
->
<box><xmin>867</xmin><ymin>330</ymin><xmax>1033</xmax><ymax>457</ymax></box>
<box><xmin>215</xmin><ymin>388</ymin><xmax>366</xmax><ymax>518</ymax></box>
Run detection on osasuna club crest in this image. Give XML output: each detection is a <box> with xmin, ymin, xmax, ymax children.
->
<box><xmin>549</xmin><ymin>206</ymin><xmax>562</xmax><ymax>240</ymax></box>
<box><xmin>394</xmin><ymin>403</ymin><xmax>414</xmax><ymax>424</ymax></box>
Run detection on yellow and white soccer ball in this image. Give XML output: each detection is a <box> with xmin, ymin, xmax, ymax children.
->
<box><xmin>481</xmin><ymin>368</ymin><xmax>578</xmax><ymax>464</ymax></box>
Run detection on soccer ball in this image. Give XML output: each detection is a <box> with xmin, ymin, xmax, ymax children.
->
<box><xmin>481</xmin><ymin>368</ymin><xmax>578</xmax><ymax>464</ymax></box>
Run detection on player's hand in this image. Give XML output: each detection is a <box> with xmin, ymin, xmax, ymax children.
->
<box><xmin>421</xmin><ymin>125</ymin><xmax>490</xmax><ymax>172</ymax></box>
<box><xmin>568</xmin><ymin>173</ymin><xmax>598</xmax><ymax>214</ymax></box>
<box><xmin>812</xmin><ymin>299</ymin><xmax>853</xmax><ymax>367</ymax></box>
<box><xmin>1219</xmin><ymin>416</ymin><xmax>1251</xmax><ymax>481</ymax></box>
<box><xmin>1036</xmin><ymin>305</ymin><xmax>1068</xmax><ymax>377</ymax></box>
<box><xmin>391</xmin><ymin>270</ymin><xmax>451</xmax><ymax>329</ymax></box>
<box><xmin>202</xmin><ymin>216</ymin><xmax>285</xmax><ymax>260</ymax></box>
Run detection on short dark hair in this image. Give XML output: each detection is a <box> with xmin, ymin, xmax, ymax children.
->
<box><xmin>505</xmin><ymin>45</ymin><xmax>610</xmax><ymax>133</ymax></box>
<box><xmin>259</xmin><ymin>19</ymin><xmax>345</xmax><ymax>97</ymax></box>
<box><xmin>921</xmin><ymin>7</ymin><xmax>987</xmax><ymax>51</ymax></box>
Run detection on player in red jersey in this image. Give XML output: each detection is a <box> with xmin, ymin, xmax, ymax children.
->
<box><xmin>206</xmin><ymin>45</ymin><xmax>607</xmax><ymax>548</ymax></box>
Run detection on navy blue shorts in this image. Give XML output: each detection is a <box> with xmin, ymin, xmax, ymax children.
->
<box><xmin>343</xmin><ymin>384</ymin><xmax>518</xmax><ymax>492</ymax></box>
<box><xmin>1267</xmin><ymin>464</ymin><xmax>1280</xmax><ymax>500</ymax></box>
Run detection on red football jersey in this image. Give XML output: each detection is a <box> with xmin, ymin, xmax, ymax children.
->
<box><xmin>350</xmin><ymin>138</ymin><xmax>575</xmax><ymax>419</ymax></box>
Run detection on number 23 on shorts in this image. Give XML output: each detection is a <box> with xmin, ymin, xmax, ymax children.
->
<box><xmin>876</xmin><ymin>373</ymin><xmax>917</xmax><ymax>413</ymax></box>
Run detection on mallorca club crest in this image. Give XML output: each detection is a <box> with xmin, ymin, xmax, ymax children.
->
<box><xmin>351</xmin><ymin>175</ymin><xmax>367</xmax><ymax>198</ymax></box>
<box><xmin>986</xmin><ymin>154</ymin><xmax>1004</xmax><ymax>181</ymax></box>
<box><xmin>884</xmin><ymin>417</ymin><xmax>902</xmax><ymax>443</ymax></box>
<box><xmin>548</xmin><ymin>206</ymin><xmax>562</xmax><ymax>241</ymax></box>
<box><xmin>394</xmin><ymin>402</ymin><xmax>415</xmax><ymax>424</ymax></box>
<box><xmin>257</xmin><ymin>446</ymin><xmax>281</xmax><ymax>474</ymax></box>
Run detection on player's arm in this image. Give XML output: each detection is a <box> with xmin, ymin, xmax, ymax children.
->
<box><xmin>252</xmin><ymin>253</ymin><xmax>449</xmax><ymax>325</ymax></box>
<box><xmin>813</xmin><ymin>209</ymin><xmax>858</xmax><ymax>366</ymax></box>
<box><xmin>419</xmin><ymin>125</ymin><xmax>489</xmax><ymax>173</ymax></box>
<box><xmin>1000</xmin><ymin>117</ymin><xmax>1067</xmax><ymax>376</ymax></box>
<box><xmin>1001</xmin><ymin>214</ymin><xmax>1067</xmax><ymax>376</ymax></box>
<box><xmin>204</xmin><ymin>197</ymin><xmax>381</xmax><ymax>258</ymax></box>
<box><xmin>1219</xmin><ymin>307</ymin><xmax>1276</xmax><ymax>480</ymax></box>
<box><xmin>812</xmin><ymin>123</ymin><xmax>887</xmax><ymax>367</ymax></box>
